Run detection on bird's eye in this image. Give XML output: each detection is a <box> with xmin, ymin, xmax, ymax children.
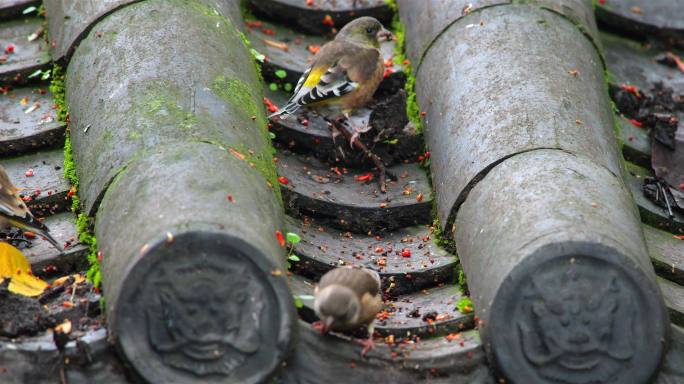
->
<box><xmin>366</xmin><ymin>27</ymin><xmax>374</xmax><ymax>34</ymax></box>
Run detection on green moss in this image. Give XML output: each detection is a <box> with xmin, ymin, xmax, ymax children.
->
<box><xmin>51</xmin><ymin>64</ymin><xmax>101</xmax><ymax>289</ymax></box>
<box><xmin>211</xmin><ymin>76</ymin><xmax>261</xmax><ymax>121</ymax></box>
<box><xmin>456</xmin><ymin>296</ymin><xmax>474</xmax><ymax>314</ymax></box>
<box><xmin>49</xmin><ymin>64</ymin><xmax>68</xmax><ymax>122</ymax></box>
<box><xmin>386</xmin><ymin>0</ymin><xmax>423</xmax><ymax>133</ymax></box>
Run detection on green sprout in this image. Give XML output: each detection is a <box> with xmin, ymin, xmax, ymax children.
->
<box><xmin>456</xmin><ymin>297</ymin><xmax>474</xmax><ymax>314</ymax></box>
<box><xmin>274</xmin><ymin>69</ymin><xmax>287</xmax><ymax>79</ymax></box>
<box><xmin>286</xmin><ymin>232</ymin><xmax>301</xmax><ymax>261</ymax></box>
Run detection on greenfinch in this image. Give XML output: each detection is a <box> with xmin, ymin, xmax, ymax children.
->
<box><xmin>0</xmin><ymin>166</ymin><xmax>62</xmax><ymax>252</ymax></box>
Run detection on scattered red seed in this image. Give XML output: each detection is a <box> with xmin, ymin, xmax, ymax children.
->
<box><xmin>664</xmin><ymin>52</ymin><xmax>684</xmax><ymax>74</ymax></box>
<box><xmin>374</xmin><ymin>246</ymin><xmax>384</xmax><ymax>254</ymax></box>
<box><xmin>25</xmin><ymin>168</ymin><xmax>34</xmax><ymax>177</ymax></box>
<box><xmin>261</xmin><ymin>28</ymin><xmax>275</xmax><ymax>36</ymax></box>
<box><xmin>620</xmin><ymin>83</ymin><xmax>641</xmax><ymax>98</ymax></box>
<box><xmin>246</xmin><ymin>20</ymin><xmax>263</xmax><ymax>28</ymax></box>
<box><xmin>322</xmin><ymin>15</ymin><xmax>334</xmax><ymax>27</ymax></box>
<box><xmin>263</xmin><ymin>97</ymin><xmax>278</xmax><ymax>113</ymax></box>
<box><xmin>376</xmin><ymin>310</ymin><xmax>391</xmax><ymax>320</ymax></box>
<box><xmin>355</xmin><ymin>172</ymin><xmax>373</xmax><ymax>182</ymax></box>
<box><xmin>420</xmin><ymin>111</ymin><xmax>427</xmax><ymax>117</ymax></box>
<box><xmin>628</xmin><ymin>119</ymin><xmax>643</xmax><ymax>128</ymax></box>
<box><xmin>61</xmin><ymin>301</ymin><xmax>74</xmax><ymax>308</ymax></box>
<box><xmin>275</xmin><ymin>231</ymin><xmax>286</xmax><ymax>247</ymax></box>
<box><xmin>401</xmin><ymin>248</ymin><xmax>411</xmax><ymax>258</ymax></box>
<box><xmin>424</xmin><ymin>151</ymin><xmax>430</xmax><ymax>159</ymax></box>
<box><xmin>445</xmin><ymin>333</ymin><xmax>461</xmax><ymax>342</ymax></box>
<box><xmin>416</xmin><ymin>193</ymin><xmax>424</xmax><ymax>202</ymax></box>
<box><xmin>332</xmin><ymin>167</ymin><xmax>342</xmax><ymax>176</ymax></box>
<box><xmin>97</xmin><ymin>251</ymin><xmax>103</xmax><ymax>263</ymax></box>
<box><xmin>278</xmin><ymin>176</ymin><xmax>289</xmax><ymax>185</ymax></box>
<box><xmin>227</xmin><ymin>194</ymin><xmax>234</xmax><ymax>203</ymax></box>
<box><xmin>4</xmin><ymin>43</ymin><xmax>14</xmax><ymax>54</ymax></box>
<box><xmin>307</xmin><ymin>44</ymin><xmax>321</xmax><ymax>55</ymax></box>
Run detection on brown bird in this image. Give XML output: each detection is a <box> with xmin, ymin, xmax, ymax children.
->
<box><xmin>270</xmin><ymin>16</ymin><xmax>395</xmax><ymax>192</ymax></box>
<box><xmin>0</xmin><ymin>165</ymin><xmax>62</xmax><ymax>251</ymax></box>
<box><xmin>313</xmin><ymin>266</ymin><xmax>383</xmax><ymax>355</ymax></box>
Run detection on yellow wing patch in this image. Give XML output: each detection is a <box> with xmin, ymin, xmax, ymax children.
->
<box><xmin>303</xmin><ymin>66</ymin><xmax>327</xmax><ymax>87</ymax></box>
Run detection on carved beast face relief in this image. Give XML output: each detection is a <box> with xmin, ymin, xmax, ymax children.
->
<box><xmin>145</xmin><ymin>260</ymin><xmax>264</xmax><ymax>376</ymax></box>
<box><xmin>516</xmin><ymin>264</ymin><xmax>636</xmax><ymax>384</ymax></box>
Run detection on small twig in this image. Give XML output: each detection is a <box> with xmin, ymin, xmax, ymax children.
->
<box><xmin>327</xmin><ymin>118</ymin><xmax>396</xmax><ymax>193</ymax></box>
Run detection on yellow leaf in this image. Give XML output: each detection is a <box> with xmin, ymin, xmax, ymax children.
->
<box><xmin>0</xmin><ymin>243</ymin><xmax>48</xmax><ymax>297</ymax></box>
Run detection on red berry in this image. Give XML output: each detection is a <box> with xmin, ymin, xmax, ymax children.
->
<box><xmin>277</xmin><ymin>176</ymin><xmax>289</xmax><ymax>185</ymax></box>
<box><xmin>4</xmin><ymin>44</ymin><xmax>14</xmax><ymax>54</ymax></box>
<box><xmin>402</xmin><ymin>248</ymin><xmax>411</xmax><ymax>258</ymax></box>
<box><xmin>275</xmin><ymin>230</ymin><xmax>286</xmax><ymax>247</ymax></box>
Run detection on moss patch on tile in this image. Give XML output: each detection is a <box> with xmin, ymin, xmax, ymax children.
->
<box><xmin>51</xmin><ymin>64</ymin><xmax>101</xmax><ymax>289</ymax></box>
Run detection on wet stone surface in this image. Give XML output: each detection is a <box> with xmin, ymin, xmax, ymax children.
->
<box><xmin>0</xmin><ymin>1</ymin><xmax>40</xmax><ymax>21</ymax></box>
<box><xmin>24</xmin><ymin>212</ymin><xmax>88</xmax><ymax>277</ymax></box>
<box><xmin>277</xmin><ymin>148</ymin><xmax>432</xmax><ymax>233</ymax></box>
<box><xmin>248</xmin><ymin>0</ymin><xmax>392</xmax><ymax>35</ymax></box>
<box><xmin>646</xmin><ymin>225</ymin><xmax>684</xmax><ymax>285</ymax></box>
<box><xmin>0</xmin><ymin>16</ymin><xmax>50</xmax><ymax>85</ymax></box>
<box><xmin>0</xmin><ymin>148</ymin><xmax>71</xmax><ymax>216</ymax></box>
<box><xmin>602</xmin><ymin>32</ymin><xmax>684</xmax><ymax>96</ymax></box>
<box><xmin>596</xmin><ymin>0</ymin><xmax>684</xmax><ymax>44</ymax></box>
<box><xmin>291</xmin><ymin>275</ymin><xmax>473</xmax><ymax>340</ymax></box>
<box><xmin>660</xmin><ymin>276</ymin><xmax>684</xmax><ymax>326</ymax></box>
<box><xmin>286</xmin><ymin>216</ymin><xmax>456</xmax><ymax>295</ymax></box>
<box><xmin>0</xmin><ymin>84</ymin><xmax>65</xmax><ymax>156</ymax></box>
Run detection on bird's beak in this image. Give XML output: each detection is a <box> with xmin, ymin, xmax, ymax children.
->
<box><xmin>321</xmin><ymin>317</ymin><xmax>334</xmax><ymax>334</ymax></box>
<box><xmin>377</xmin><ymin>28</ymin><xmax>393</xmax><ymax>43</ymax></box>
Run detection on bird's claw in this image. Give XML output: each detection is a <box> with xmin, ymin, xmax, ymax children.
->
<box><xmin>356</xmin><ymin>336</ymin><xmax>376</xmax><ymax>356</ymax></box>
<box><xmin>312</xmin><ymin>321</ymin><xmax>325</xmax><ymax>334</ymax></box>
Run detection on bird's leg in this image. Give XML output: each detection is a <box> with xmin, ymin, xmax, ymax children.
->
<box><xmin>344</xmin><ymin>112</ymin><xmax>373</xmax><ymax>149</ymax></box>
<box><xmin>356</xmin><ymin>323</ymin><xmax>376</xmax><ymax>356</ymax></box>
<box><xmin>311</xmin><ymin>320</ymin><xmax>325</xmax><ymax>334</ymax></box>
<box><xmin>327</xmin><ymin>117</ymin><xmax>396</xmax><ymax>193</ymax></box>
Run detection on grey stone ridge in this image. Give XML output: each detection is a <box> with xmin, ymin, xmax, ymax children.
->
<box><xmin>48</xmin><ymin>0</ymin><xmax>296</xmax><ymax>382</ymax></box>
<box><xmin>399</xmin><ymin>1</ymin><xmax>670</xmax><ymax>383</ymax></box>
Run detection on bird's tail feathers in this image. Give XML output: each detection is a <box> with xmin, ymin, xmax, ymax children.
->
<box><xmin>9</xmin><ymin>215</ymin><xmax>63</xmax><ymax>252</ymax></box>
<box><xmin>268</xmin><ymin>102</ymin><xmax>300</xmax><ymax>120</ymax></box>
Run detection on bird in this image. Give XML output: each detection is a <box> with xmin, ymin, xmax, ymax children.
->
<box><xmin>269</xmin><ymin>16</ymin><xmax>395</xmax><ymax>192</ymax></box>
<box><xmin>0</xmin><ymin>165</ymin><xmax>62</xmax><ymax>252</ymax></box>
<box><xmin>313</xmin><ymin>266</ymin><xmax>384</xmax><ymax>356</ymax></box>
